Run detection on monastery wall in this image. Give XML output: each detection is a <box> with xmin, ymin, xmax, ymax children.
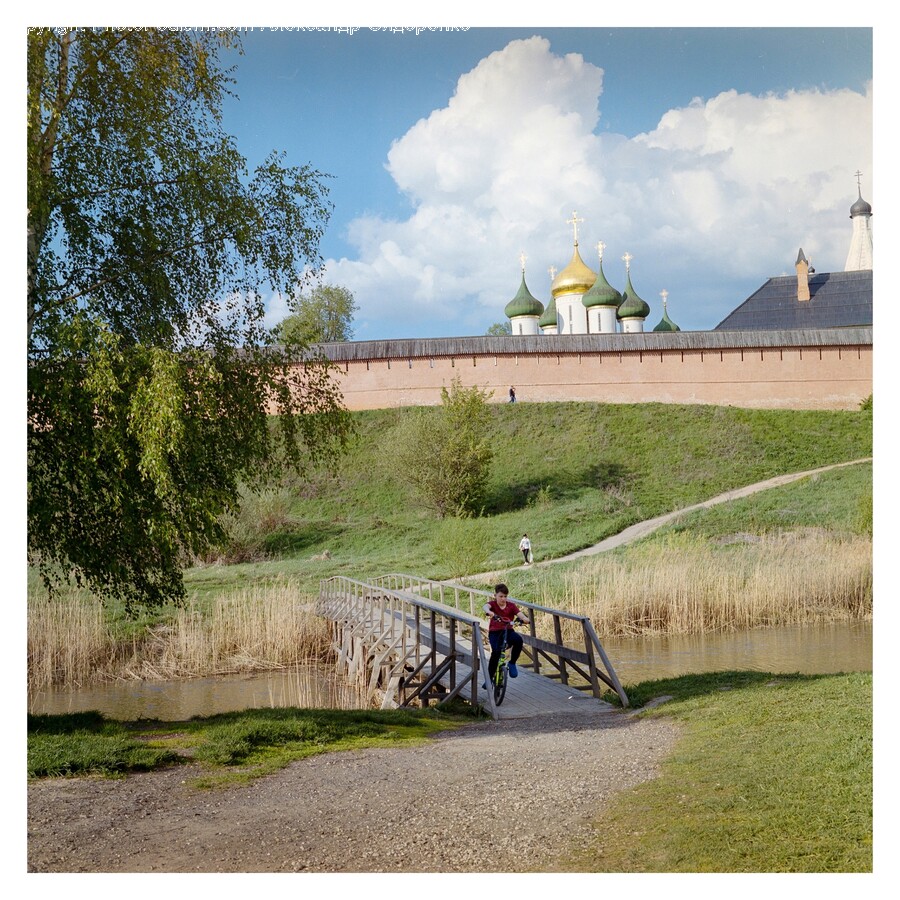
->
<box><xmin>312</xmin><ymin>328</ymin><xmax>872</xmax><ymax>412</ymax></box>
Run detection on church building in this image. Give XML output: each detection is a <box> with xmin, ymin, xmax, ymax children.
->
<box><xmin>715</xmin><ymin>180</ymin><xmax>873</xmax><ymax>331</ymax></box>
<box><xmin>507</xmin><ymin>179</ymin><xmax>871</xmax><ymax>336</ymax></box>
<box><xmin>506</xmin><ymin>211</ymin><xmax>675</xmax><ymax>337</ymax></box>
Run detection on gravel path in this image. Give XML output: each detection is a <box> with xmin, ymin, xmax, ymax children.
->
<box><xmin>474</xmin><ymin>458</ymin><xmax>872</xmax><ymax>579</ymax></box>
<box><xmin>27</xmin><ymin>709</ymin><xmax>678</xmax><ymax>873</ymax></box>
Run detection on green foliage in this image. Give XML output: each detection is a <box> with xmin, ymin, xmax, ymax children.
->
<box><xmin>212</xmin><ymin>485</ymin><xmax>296</xmax><ymax>563</ymax></box>
<box><xmin>27</xmin><ymin>29</ymin><xmax>351</xmax><ymax>611</ymax></box>
<box><xmin>859</xmin><ymin>393</ymin><xmax>872</xmax><ymax>411</ymax></box>
<box><xmin>432</xmin><ymin>517</ymin><xmax>492</xmax><ymax>578</ymax></box>
<box><xmin>395</xmin><ymin>377</ymin><xmax>495</xmax><ymax>518</ymax></box>
<box><xmin>276</xmin><ymin>283</ymin><xmax>358</xmax><ymax>345</ymax></box>
<box><xmin>486</xmin><ymin>321</ymin><xmax>512</xmax><ymax>336</ymax></box>
<box><xmin>588</xmin><ymin>672</ymin><xmax>872</xmax><ymax>872</ymax></box>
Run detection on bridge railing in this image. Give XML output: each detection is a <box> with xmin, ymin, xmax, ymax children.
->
<box><xmin>322</xmin><ymin>573</ymin><xmax>629</xmax><ymax>710</ymax></box>
<box><xmin>318</xmin><ymin>575</ymin><xmax>502</xmax><ymax>718</ymax></box>
<box><xmin>373</xmin><ymin>574</ymin><xmax>629</xmax><ymax>708</ymax></box>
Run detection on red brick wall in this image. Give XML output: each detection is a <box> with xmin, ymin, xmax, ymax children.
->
<box><xmin>318</xmin><ymin>344</ymin><xmax>872</xmax><ymax>411</ymax></box>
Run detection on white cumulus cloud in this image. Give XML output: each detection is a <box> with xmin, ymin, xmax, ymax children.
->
<box><xmin>324</xmin><ymin>36</ymin><xmax>872</xmax><ymax>337</ymax></box>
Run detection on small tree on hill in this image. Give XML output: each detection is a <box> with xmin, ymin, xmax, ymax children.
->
<box><xmin>396</xmin><ymin>378</ymin><xmax>494</xmax><ymax>518</ymax></box>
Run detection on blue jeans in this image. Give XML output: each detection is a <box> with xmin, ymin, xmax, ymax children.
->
<box><xmin>488</xmin><ymin>628</ymin><xmax>523</xmax><ymax>679</ymax></box>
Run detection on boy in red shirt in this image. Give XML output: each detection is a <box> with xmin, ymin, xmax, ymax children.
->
<box><xmin>483</xmin><ymin>583</ymin><xmax>529</xmax><ymax>682</ymax></box>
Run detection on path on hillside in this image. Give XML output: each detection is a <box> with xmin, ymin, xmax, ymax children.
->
<box><xmin>475</xmin><ymin>457</ymin><xmax>872</xmax><ymax>579</ymax></box>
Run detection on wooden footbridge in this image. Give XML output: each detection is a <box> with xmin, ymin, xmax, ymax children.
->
<box><xmin>317</xmin><ymin>574</ymin><xmax>629</xmax><ymax>720</ymax></box>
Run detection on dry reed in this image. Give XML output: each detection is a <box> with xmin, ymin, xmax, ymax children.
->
<box><xmin>28</xmin><ymin>580</ymin><xmax>331</xmax><ymax>690</ymax></box>
<box><xmin>539</xmin><ymin>530</ymin><xmax>872</xmax><ymax>640</ymax></box>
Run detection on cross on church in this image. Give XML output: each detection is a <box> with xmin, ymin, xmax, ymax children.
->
<box><xmin>548</xmin><ymin>265</ymin><xmax>557</xmax><ymax>280</ymax></box>
<box><xmin>597</xmin><ymin>240</ymin><xmax>606</xmax><ymax>262</ymax></box>
<box><xmin>519</xmin><ymin>251</ymin><xmax>527</xmax><ymax>271</ymax></box>
<box><xmin>622</xmin><ymin>251</ymin><xmax>633</xmax><ymax>272</ymax></box>
<box><xmin>855</xmin><ymin>170</ymin><xmax>864</xmax><ymax>189</ymax></box>
<box><xmin>567</xmin><ymin>210</ymin><xmax>584</xmax><ymax>244</ymax></box>
<box><xmin>660</xmin><ymin>289</ymin><xmax>668</xmax><ymax>308</ymax></box>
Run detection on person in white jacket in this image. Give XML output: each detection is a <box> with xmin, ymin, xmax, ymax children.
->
<box><xmin>519</xmin><ymin>533</ymin><xmax>532</xmax><ymax>564</ymax></box>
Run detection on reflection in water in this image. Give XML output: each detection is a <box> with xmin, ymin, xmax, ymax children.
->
<box><xmin>603</xmin><ymin>621</ymin><xmax>872</xmax><ymax>686</ymax></box>
<box><xmin>28</xmin><ymin>664</ymin><xmax>365</xmax><ymax>721</ymax></box>
<box><xmin>28</xmin><ymin>622</ymin><xmax>872</xmax><ymax>720</ymax></box>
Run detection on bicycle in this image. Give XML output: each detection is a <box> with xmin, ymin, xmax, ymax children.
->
<box><xmin>489</xmin><ymin>618</ymin><xmax>519</xmax><ymax>706</ymax></box>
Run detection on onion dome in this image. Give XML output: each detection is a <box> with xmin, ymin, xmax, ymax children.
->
<box><xmin>652</xmin><ymin>290</ymin><xmax>680</xmax><ymax>332</ymax></box>
<box><xmin>617</xmin><ymin>255</ymin><xmax>651</xmax><ymax>321</ymax></box>
<box><xmin>504</xmin><ymin>272</ymin><xmax>544</xmax><ymax>319</ymax></box>
<box><xmin>551</xmin><ymin>243</ymin><xmax>597</xmax><ymax>298</ymax></box>
<box><xmin>538</xmin><ymin>295</ymin><xmax>558</xmax><ymax>329</ymax></box>
<box><xmin>850</xmin><ymin>190</ymin><xmax>872</xmax><ymax>218</ymax></box>
<box><xmin>582</xmin><ymin>245</ymin><xmax>622</xmax><ymax>309</ymax></box>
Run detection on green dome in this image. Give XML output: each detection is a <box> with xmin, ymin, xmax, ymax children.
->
<box><xmin>582</xmin><ymin>261</ymin><xmax>622</xmax><ymax>309</ymax></box>
<box><xmin>538</xmin><ymin>295</ymin><xmax>558</xmax><ymax>328</ymax></box>
<box><xmin>652</xmin><ymin>307</ymin><xmax>680</xmax><ymax>332</ymax></box>
<box><xmin>505</xmin><ymin>274</ymin><xmax>544</xmax><ymax>319</ymax></box>
<box><xmin>617</xmin><ymin>272</ymin><xmax>651</xmax><ymax>320</ymax></box>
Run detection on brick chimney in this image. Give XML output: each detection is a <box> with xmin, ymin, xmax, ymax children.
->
<box><xmin>795</xmin><ymin>248</ymin><xmax>810</xmax><ymax>302</ymax></box>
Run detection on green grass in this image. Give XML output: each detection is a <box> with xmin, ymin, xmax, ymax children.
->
<box><xmin>28</xmin><ymin>676</ymin><xmax>872</xmax><ymax>873</ymax></box>
<box><xmin>473</xmin><ymin>460</ymin><xmax>873</xmax><ymax>603</ymax></box>
<box><xmin>653</xmin><ymin>461</ymin><xmax>873</xmax><ymax>540</ymax></box>
<box><xmin>576</xmin><ymin>671</ymin><xmax>873</xmax><ymax>872</ymax></box>
<box><xmin>183</xmin><ymin>402</ymin><xmax>871</xmax><ymax>602</ymax></box>
<box><xmin>29</xmin><ymin>401</ymin><xmax>871</xmax><ymax>633</ymax></box>
<box><xmin>27</xmin><ymin>706</ymin><xmax>474</xmax><ymax>786</ymax></box>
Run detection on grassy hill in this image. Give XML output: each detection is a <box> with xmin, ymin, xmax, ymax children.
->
<box><xmin>185</xmin><ymin>401</ymin><xmax>873</xmax><ymax>601</ymax></box>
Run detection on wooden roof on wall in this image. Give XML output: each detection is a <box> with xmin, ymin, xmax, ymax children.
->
<box><xmin>310</xmin><ymin>326</ymin><xmax>872</xmax><ymax>363</ymax></box>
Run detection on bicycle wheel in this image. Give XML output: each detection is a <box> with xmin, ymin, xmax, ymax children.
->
<box><xmin>493</xmin><ymin>662</ymin><xmax>508</xmax><ymax>705</ymax></box>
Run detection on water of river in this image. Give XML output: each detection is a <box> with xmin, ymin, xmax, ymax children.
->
<box><xmin>28</xmin><ymin>621</ymin><xmax>872</xmax><ymax>721</ymax></box>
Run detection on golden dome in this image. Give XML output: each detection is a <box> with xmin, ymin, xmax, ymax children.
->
<box><xmin>551</xmin><ymin>243</ymin><xmax>597</xmax><ymax>298</ymax></box>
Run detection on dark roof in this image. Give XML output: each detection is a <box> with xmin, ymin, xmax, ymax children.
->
<box><xmin>715</xmin><ymin>270</ymin><xmax>872</xmax><ymax>331</ymax></box>
<box><xmin>314</xmin><ymin>326</ymin><xmax>871</xmax><ymax>362</ymax></box>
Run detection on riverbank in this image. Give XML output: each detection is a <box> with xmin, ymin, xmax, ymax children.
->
<box><xmin>26</xmin><ymin>670</ymin><xmax>872</xmax><ymax>873</ymax></box>
<box><xmin>27</xmin><ymin>707</ymin><xmax>679</xmax><ymax>873</ymax></box>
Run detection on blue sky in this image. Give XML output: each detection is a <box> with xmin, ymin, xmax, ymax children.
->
<box><xmin>215</xmin><ymin>25</ymin><xmax>872</xmax><ymax>340</ymax></box>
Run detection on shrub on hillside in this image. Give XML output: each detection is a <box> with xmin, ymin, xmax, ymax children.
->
<box><xmin>395</xmin><ymin>377</ymin><xmax>494</xmax><ymax>518</ymax></box>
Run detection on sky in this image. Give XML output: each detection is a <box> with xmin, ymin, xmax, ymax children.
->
<box><xmin>214</xmin><ymin>24</ymin><xmax>873</xmax><ymax>340</ymax></box>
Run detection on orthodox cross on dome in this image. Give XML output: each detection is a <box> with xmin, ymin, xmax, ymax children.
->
<box><xmin>854</xmin><ymin>169</ymin><xmax>864</xmax><ymax>190</ymax></box>
<box><xmin>596</xmin><ymin>240</ymin><xmax>606</xmax><ymax>263</ymax></box>
<box><xmin>622</xmin><ymin>251</ymin><xmax>633</xmax><ymax>273</ymax></box>
<box><xmin>567</xmin><ymin>210</ymin><xmax>584</xmax><ymax>245</ymax></box>
<box><xmin>548</xmin><ymin>265</ymin><xmax>557</xmax><ymax>281</ymax></box>
<box><xmin>519</xmin><ymin>251</ymin><xmax>527</xmax><ymax>272</ymax></box>
<box><xmin>660</xmin><ymin>289</ymin><xmax>669</xmax><ymax>308</ymax></box>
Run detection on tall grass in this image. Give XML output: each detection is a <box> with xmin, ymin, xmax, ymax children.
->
<box><xmin>28</xmin><ymin>580</ymin><xmax>330</xmax><ymax>690</ymax></box>
<box><xmin>28</xmin><ymin>592</ymin><xmax>119</xmax><ymax>690</ymax></box>
<box><xmin>533</xmin><ymin>530</ymin><xmax>872</xmax><ymax>638</ymax></box>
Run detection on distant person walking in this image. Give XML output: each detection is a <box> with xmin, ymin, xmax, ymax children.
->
<box><xmin>519</xmin><ymin>533</ymin><xmax>532</xmax><ymax>564</ymax></box>
<box><xmin>509</xmin><ymin>386</ymin><xmax>516</xmax><ymax>403</ymax></box>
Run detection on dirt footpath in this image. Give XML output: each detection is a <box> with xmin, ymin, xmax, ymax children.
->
<box><xmin>27</xmin><ymin>709</ymin><xmax>678</xmax><ymax>873</ymax></box>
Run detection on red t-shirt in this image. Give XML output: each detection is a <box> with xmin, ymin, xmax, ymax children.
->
<box><xmin>487</xmin><ymin>598</ymin><xmax>521</xmax><ymax>631</ymax></box>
